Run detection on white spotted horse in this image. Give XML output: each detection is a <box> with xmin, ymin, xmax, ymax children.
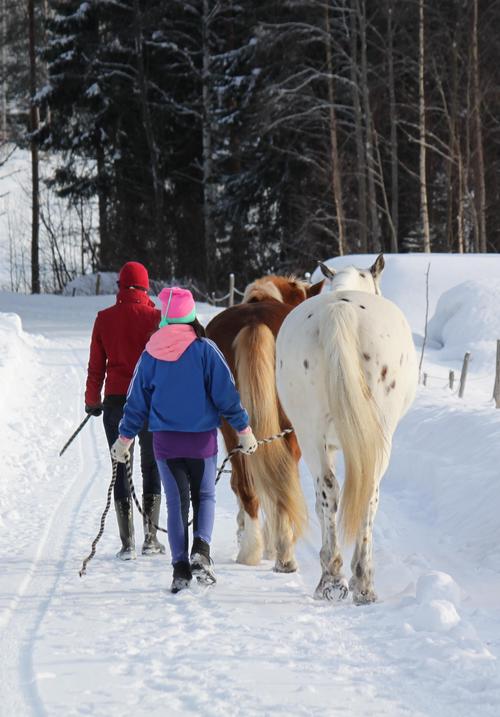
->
<box><xmin>276</xmin><ymin>255</ymin><xmax>417</xmax><ymax>603</ymax></box>
<box><xmin>206</xmin><ymin>275</ymin><xmax>324</xmax><ymax>572</ymax></box>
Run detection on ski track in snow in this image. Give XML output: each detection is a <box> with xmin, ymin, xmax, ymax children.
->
<box><xmin>0</xmin><ymin>290</ymin><xmax>499</xmax><ymax>716</ymax></box>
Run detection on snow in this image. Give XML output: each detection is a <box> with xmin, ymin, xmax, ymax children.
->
<box><xmin>1</xmin><ymin>254</ymin><xmax>500</xmax><ymax>715</ymax></box>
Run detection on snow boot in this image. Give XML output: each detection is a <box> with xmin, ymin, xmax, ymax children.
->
<box><xmin>115</xmin><ymin>498</ymin><xmax>136</xmax><ymax>560</ymax></box>
<box><xmin>171</xmin><ymin>561</ymin><xmax>192</xmax><ymax>594</ymax></box>
<box><xmin>141</xmin><ymin>493</ymin><xmax>166</xmax><ymax>555</ymax></box>
<box><xmin>190</xmin><ymin>537</ymin><xmax>216</xmax><ymax>585</ymax></box>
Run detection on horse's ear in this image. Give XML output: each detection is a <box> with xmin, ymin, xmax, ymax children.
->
<box><xmin>370</xmin><ymin>253</ymin><xmax>385</xmax><ymax>278</ymax></box>
<box><xmin>307</xmin><ymin>279</ymin><xmax>324</xmax><ymax>298</ymax></box>
<box><xmin>318</xmin><ymin>261</ymin><xmax>336</xmax><ymax>280</ymax></box>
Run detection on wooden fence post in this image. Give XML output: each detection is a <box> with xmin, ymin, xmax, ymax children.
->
<box><xmin>423</xmin><ymin>373</ymin><xmax>427</xmax><ymax>386</ymax></box>
<box><xmin>228</xmin><ymin>273</ymin><xmax>235</xmax><ymax>307</ymax></box>
<box><xmin>493</xmin><ymin>340</ymin><xmax>500</xmax><ymax>408</ymax></box>
<box><xmin>95</xmin><ymin>273</ymin><xmax>101</xmax><ymax>295</ymax></box>
<box><xmin>458</xmin><ymin>351</ymin><xmax>470</xmax><ymax>398</ymax></box>
<box><xmin>448</xmin><ymin>370</ymin><xmax>454</xmax><ymax>390</ymax></box>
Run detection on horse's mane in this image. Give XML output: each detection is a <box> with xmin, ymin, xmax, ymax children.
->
<box><xmin>243</xmin><ymin>275</ymin><xmax>308</xmax><ymax>304</ymax></box>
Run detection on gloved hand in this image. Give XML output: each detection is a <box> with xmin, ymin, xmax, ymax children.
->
<box><xmin>237</xmin><ymin>427</ymin><xmax>258</xmax><ymax>455</ymax></box>
<box><xmin>85</xmin><ymin>404</ymin><xmax>103</xmax><ymax>417</ymax></box>
<box><xmin>110</xmin><ymin>436</ymin><xmax>132</xmax><ymax>463</ymax></box>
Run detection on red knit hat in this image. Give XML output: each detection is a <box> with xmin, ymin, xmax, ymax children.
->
<box><xmin>118</xmin><ymin>262</ymin><xmax>149</xmax><ymax>290</ymax></box>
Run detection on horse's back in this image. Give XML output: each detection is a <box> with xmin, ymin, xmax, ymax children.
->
<box><xmin>277</xmin><ymin>290</ymin><xmax>417</xmax><ymax>432</ymax></box>
<box><xmin>206</xmin><ymin>300</ymin><xmax>294</xmax><ymax>352</ymax></box>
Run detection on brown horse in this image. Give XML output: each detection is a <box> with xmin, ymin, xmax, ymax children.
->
<box><xmin>206</xmin><ymin>275</ymin><xmax>324</xmax><ymax>572</ymax></box>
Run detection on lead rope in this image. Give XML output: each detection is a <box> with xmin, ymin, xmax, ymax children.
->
<box><xmin>78</xmin><ymin>427</ymin><xmax>294</xmax><ymax>576</ymax></box>
<box><xmin>79</xmin><ymin>461</ymin><xmax>117</xmax><ymax>576</ymax></box>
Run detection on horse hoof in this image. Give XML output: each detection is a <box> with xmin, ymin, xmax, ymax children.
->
<box><xmin>274</xmin><ymin>559</ymin><xmax>298</xmax><ymax>573</ymax></box>
<box><xmin>352</xmin><ymin>589</ymin><xmax>377</xmax><ymax>606</ymax></box>
<box><xmin>314</xmin><ymin>577</ymin><xmax>349</xmax><ymax>601</ymax></box>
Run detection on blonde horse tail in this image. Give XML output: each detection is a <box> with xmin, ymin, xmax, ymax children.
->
<box><xmin>233</xmin><ymin>324</ymin><xmax>307</xmax><ymax>541</ymax></box>
<box><xmin>319</xmin><ymin>302</ymin><xmax>385</xmax><ymax>543</ymax></box>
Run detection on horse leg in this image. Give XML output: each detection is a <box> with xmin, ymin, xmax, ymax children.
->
<box><xmin>262</xmin><ymin>515</ymin><xmax>276</xmax><ymax>561</ymax></box>
<box><xmin>315</xmin><ymin>461</ymin><xmax>348</xmax><ymax>600</ymax></box>
<box><xmin>348</xmin><ymin>443</ymin><xmax>391</xmax><ymax>604</ymax></box>
<box><xmin>300</xmin><ymin>439</ymin><xmax>347</xmax><ymax>599</ymax></box>
<box><xmin>273</xmin><ymin>507</ymin><xmax>298</xmax><ymax>573</ymax></box>
<box><xmin>231</xmin><ymin>457</ymin><xmax>263</xmax><ymax>566</ymax></box>
<box><xmin>349</xmin><ymin>482</ymin><xmax>380</xmax><ymax>605</ymax></box>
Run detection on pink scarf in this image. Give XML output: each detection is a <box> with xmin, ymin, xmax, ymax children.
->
<box><xmin>146</xmin><ymin>324</ymin><xmax>197</xmax><ymax>361</ymax></box>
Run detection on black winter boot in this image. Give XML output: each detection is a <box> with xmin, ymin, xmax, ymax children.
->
<box><xmin>171</xmin><ymin>561</ymin><xmax>192</xmax><ymax>593</ymax></box>
<box><xmin>142</xmin><ymin>493</ymin><xmax>166</xmax><ymax>555</ymax></box>
<box><xmin>114</xmin><ymin>498</ymin><xmax>136</xmax><ymax>560</ymax></box>
<box><xmin>190</xmin><ymin>537</ymin><xmax>216</xmax><ymax>585</ymax></box>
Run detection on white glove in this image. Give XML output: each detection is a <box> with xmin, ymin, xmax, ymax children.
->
<box><xmin>110</xmin><ymin>437</ymin><xmax>132</xmax><ymax>463</ymax></box>
<box><xmin>238</xmin><ymin>428</ymin><xmax>258</xmax><ymax>455</ymax></box>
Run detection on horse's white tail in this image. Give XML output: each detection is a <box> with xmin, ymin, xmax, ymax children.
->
<box><xmin>233</xmin><ymin>324</ymin><xmax>307</xmax><ymax>541</ymax></box>
<box><xmin>319</xmin><ymin>301</ymin><xmax>385</xmax><ymax>543</ymax></box>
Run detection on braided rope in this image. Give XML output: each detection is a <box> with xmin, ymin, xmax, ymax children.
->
<box><xmin>124</xmin><ymin>455</ymin><xmax>168</xmax><ymax>534</ymax></box>
<box><xmin>79</xmin><ymin>461</ymin><xmax>118</xmax><ymax>576</ymax></box>
<box><xmin>215</xmin><ymin>428</ymin><xmax>294</xmax><ymax>485</ymax></box>
<box><xmin>79</xmin><ymin>427</ymin><xmax>294</xmax><ymax>575</ymax></box>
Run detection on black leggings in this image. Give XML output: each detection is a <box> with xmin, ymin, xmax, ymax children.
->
<box><xmin>102</xmin><ymin>397</ymin><xmax>160</xmax><ymax>500</ymax></box>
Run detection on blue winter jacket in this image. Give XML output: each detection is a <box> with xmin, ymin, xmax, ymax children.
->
<box><xmin>118</xmin><ymin>338</ymin><xmax>249</xmax><ymax>438</ymax></box>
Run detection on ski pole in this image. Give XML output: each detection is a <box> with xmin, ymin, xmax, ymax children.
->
<box><xmin>59</xmin><ymin>414</ymin><xmax>92</xmax><ymax>456</ymax></box>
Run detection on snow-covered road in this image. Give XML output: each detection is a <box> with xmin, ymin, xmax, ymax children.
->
<box><xmin>1</xmin><ymin>283</ymin><xmax>499</xmax><ymax>716</ymax></box>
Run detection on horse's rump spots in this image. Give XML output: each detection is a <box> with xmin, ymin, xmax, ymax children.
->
<box><xmin>381</xmin><ymin>365</ymin><xmax>388</xmax><ymax>381</ymax></box>
<box><xmin>303</xmin><ymin>359</ymin><xmax>309</xmax><ymax>370</ymax></box>
<box><xmin>363</xmin><ymin>352</ymin><xmax>371</xmax><ymax>361</ymax></box>
<box><xmin>341</xmin><ymin>297</ymin><xmax>350</xmax><ymax>302</ymax></box>
<box><xmin>359</xmin><ymin>305</ymin><xmax>366</xmax><ymax>309</ymax></box>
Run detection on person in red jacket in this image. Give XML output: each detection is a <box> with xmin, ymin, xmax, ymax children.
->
<box><xmin>85</xmin><ymin>261</ymin><xmax>164</xmax><ymax>560</ymax></box>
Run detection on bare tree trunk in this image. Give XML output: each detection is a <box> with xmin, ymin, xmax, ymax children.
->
<box><xmin>96</xmin><ymin>141</ymin><xmax>110</xmax><ymax>268</ymax></box>
<box><xmin>325</xmin><ymin>1</ymin><xmax>345</xmax><ymax>256</ymax></box>
<box><xmin>418</xmin><ymin>0</ymin><xmax>431</xmax><ymax>253</ymax></box>
<box><xmin>386</xmin><ymin>0</ymin><xmax>398</xmax><ymax>252</ymax></box>
<box><xmin>202</xmin><ymin>0</ymin><xmax>215</xmax><ymax>287</ymax></box>
<box><xmin>471</xmin><ymin>0</ymin><xmax>487</xmax><ymax>252</ymax></box>
<box><xmin>132</xmin><ymin>0</ymin><xmax>164</xmax><ymax>257</ymax></box>
<box><xmin>349</xmin><ymin>3</ymin><xmax>367</xmax><ymax>252</ymax></box>
<box><xmin>358</xmin><ymin>0</ymin><xmax>381</xmax><ymax>252</ymax></box>
<box><xmin>28</xmin><ymin>0</ymin><xmax>40</xmax><ymax>293</ymax></box>
<box><xmin>1</xmin><ymin>0</ymin><xmax>6</xmax><ymax>139</ymax></box>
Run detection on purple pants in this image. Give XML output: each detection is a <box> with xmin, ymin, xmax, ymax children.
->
<box><xmin>157</xmin><ymin>455</ymin><xmax>217</xmax><ymax>564</ymax></box>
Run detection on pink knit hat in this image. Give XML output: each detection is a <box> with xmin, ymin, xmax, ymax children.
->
<box><xmin>158</xmin><ymin>287</ymin><xmax>196</xmax><ymax>326</ymax></box>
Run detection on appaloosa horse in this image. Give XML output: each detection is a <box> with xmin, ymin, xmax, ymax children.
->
<box><xmin>206</xmin><ymin>275</ymin><xmax>324</xmax><ymax>572</ymax></box>
<box><xmin>276</xmin><ymin>255</ymin><xmax>417</xmax><ymax>602</ymax></box>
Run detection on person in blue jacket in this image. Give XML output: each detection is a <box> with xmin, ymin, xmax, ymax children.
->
<box><xmin>110</xmin><ymin>286</ymin><xmax>258</xmax><ymax>593</ymax></box>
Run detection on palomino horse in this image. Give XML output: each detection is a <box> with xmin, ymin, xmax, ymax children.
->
<box><xmin>276</xmin><ymin>255</ymin><xmax>417</xmax><ymax>603</ymax></box>
<box><xmin>206</xmin><ymin>275</ymin><xmax>324</xmax><ymax>572</ymax></box>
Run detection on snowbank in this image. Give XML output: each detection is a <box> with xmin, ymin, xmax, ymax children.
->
<box><xmin>0</xmin><ymin>312</ymin><xmax>34</xmax><ymax>404</ymax></box>
<box><xmin>427</xmin><ymin>279</ymin><xmax>500</xmax><ymax>367</ymax></box>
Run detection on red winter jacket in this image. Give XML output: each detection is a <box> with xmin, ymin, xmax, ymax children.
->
<box><xmin>85</xmin><ymin>288</ymin><xmax>161</xmax><ymax>406</ymax></box>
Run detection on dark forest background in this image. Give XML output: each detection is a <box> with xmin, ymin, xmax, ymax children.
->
<box><xmin>1</xmin><ymin>0</ymin><xmax>500</xmax><ymax>291</ymax></box>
